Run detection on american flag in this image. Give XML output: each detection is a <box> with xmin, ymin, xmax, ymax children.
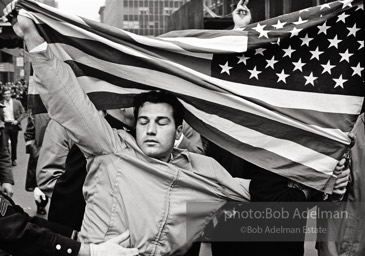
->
<box><xmin>20</xmin><ymin>0</ymin><xmax>364</xmax><ymax>193</ymax></box>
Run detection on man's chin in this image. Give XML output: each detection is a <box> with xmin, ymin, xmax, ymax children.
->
<box><xmin>143</xmin><ymin>149</ymin><xmax>166</xmax><ymax>161</ymax></box>
<box><xmin>142</xmin><ymin>149</ymin><xmax>159</xmax><ymax>158</ymax></box>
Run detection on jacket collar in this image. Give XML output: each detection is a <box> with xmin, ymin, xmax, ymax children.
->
<box><xmin>171</xmin><ymin>147</ymin><xmax>191</xmax><ymax>162</ymax></box>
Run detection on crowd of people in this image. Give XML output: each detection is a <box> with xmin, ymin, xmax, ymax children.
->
<box><xmin>0</xmin><ymin>80</ymin><xmax>28</xmax><ymax>111</ymax></box>
<box><xmin>0</xmin><ymin>0</ymin><xmax>364</xmax><ymax>256</ymax></box>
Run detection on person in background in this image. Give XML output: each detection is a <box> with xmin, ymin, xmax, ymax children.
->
<box><xmin>0</xmin><ymin>103</ymin><xmax>13</xmax><ymax>197</ymax></box>
<box><xmin>232</xmin><ymin>0</ymin><xmax>251</xmax><ymax>29</ymax></box>
<box><xmin>1</xmin><ymin>88</ymin><xmax>26</xmax><ymax>166</ymax></box>
<box><xmin>316</xmin><ymin>113</ymin><xmax>365</xmax><ymax>256</ymax></box>
<box><xmin>37</xmin><ymin>111</ymin><xmax>132</xmax><ymax>231</ymax></box>
<box><xmin>23</xmin><ymin>113</ymin><xmax>50</xmax><ymax>215</ymax></box>
<box><xmin>0</xmin><ymin>102</ymin><xmax>14</xmax><ymax>256</ymax></box>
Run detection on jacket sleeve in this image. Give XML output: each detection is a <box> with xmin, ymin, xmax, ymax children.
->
<box><xmin>212</xmin><ymin>158</ymin><xmax>251</xmax><ymax>202</ymax></box>
<box><xmin>29</xmin><ymin>47</ymin><xmax>120</xmax><ymax>157</ymax></box>
<box><xmin>24</xmin><ymin>116</ymin><xmax>36</xmax><ymax>143</ymax></box>
<box><xmin>15</xmin><ymin>99</ymin><xmax>26</xmax><ymax>123</ymax></box>
<box><xmin>0</xmin><ymin>192</ymin><xmax>80</xmax><ymax>256</ymax></box>
<box><xmin>36</xmin><ymin>120</ymin><xmax>72</xmax><ymax>197</ymax></box>
<box><xmin>0</xmin><ymin>131</ymin><xmax>13</xmax><ymax>185</ymax></box>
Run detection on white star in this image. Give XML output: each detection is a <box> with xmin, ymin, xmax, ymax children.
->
<box><xmin>333</xmin><ymin>75</ymin><xmax>347</xmax><ymax>88</ymax></box>
<box><xmin>347</xmin><ymin>24</ymin><xmax>360</xmax><ymax>37</ymax></box>
<box><xmin>321</xmin><ymin>60</ymin><xmax>335</xmax><ymax>74</ymax></box>
<box><xmin>276</xmin><ymin>70</ymin><xmax>290</xmax><ymax>83</ymax></box>
<box><xmin>293</xmin><ymin>17</ymin><xmax>308</xmax><ymax>25</ymax></box>
<box><xmin>328</xmin><ymin>35</ymin><xmax>342</xmax><ymax>49</ymax></box>
<box><xmin>320</xmin><ymin>4</ymin><xmax>331</xmax><ymax>10</ymax></box>
<box><xmin>219</xmin><ymin>61</ymin><xmax>233</xmax><ymax>75</ymax></box>
<box><xmin>252</xmin><ymin>23</ymin><xmax>265</xmax><ymax>32</ymax></box>
<box><xmin>339</xmin><ymin>49</ymin><xmax>353</xmax><ymax>63</ymax></box>
<box><xmin>304</xmin><ymin>72</ymin><xmax>318</xmax><ymax>86</ymax></box>
<box><xmin>248</xmin><ymin>66</ymin><xmax>262</xmax><ymax>80</ymax></box>
<box><xmin>252</xmin><ymin>23</ymin><xmax>270</xmax><ymax>38</ymax></box>
<box><xmin>265</xmin><ymin>56</ymin><xmax>278</xmax><ymax>69</ymax></box>
<box><xmin>300</xmin><ymin>34</ymin><xmax>313</xmax><ymax>47</ymax></box>
<box><xmin>293</xmin><ymin>58</ymin><xmax>306</xmax><ymax>72</ymax></box>
<box><xmin>255</xmin><ymin>48</ymin><xmax>266</xmax><ymax>56</ymax></box>
<box><xmin>351</xmin><ymin>63</ymin><xmax>364</xmax><ymax>77</ymax></box>
<box><xmin>290</xmin><ymin>27</ymin><xmax>303</xmax><ymax>37</ymax></box>
<box><xmin>337</xmin><ymin>12</ymin><xmax>349</xmax><ymax>23</ymax></box>
<box><xmin>237</xmin><ymin>54</ymin><xmax>250</xmax><ymax>65</ymax></box>
<box><xmin>299</xmin><ymin>8</ymin><xmax>310</xmax><ymax>13</ymax></box>
<box><xmin>310</xmin><ymin>47</ymin><xmax>323</xmax><ymax>60</ymax></box>
<box><xmin>283</xmin><ymin>46</ymin><xmax>295</xmax><ymax>58</ymax></box>
<box><xmin>272</xmin><ymin>20</ymin><xmax>286</xmax><ymax>29</ymax></box>
<box><xmin>339</xmin><ymin>0</ymin><xmax>352</xmax><ymax>9</ymax></box>
<box><xmin>358</xmin><ymin>41</ymin><xmax>364</xmax><ymax>50</ymax></box>
<box><xmin>356</xmin><ymin>5</ymin><xmax>364</xmax><ymax>11</ymax></box>
<box><xmin>317</xmin><ymin>21</ymin><xmax>330</xmax><ymax>35</ymax></box>
<box><xmin>0</xmin><ymin>27</ymin><xmax>2</xmax><ymax>34</ymax></box>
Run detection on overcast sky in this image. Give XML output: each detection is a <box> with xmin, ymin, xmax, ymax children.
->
<box><xmin>57</xmin><ymin>0</ymin><xmax>105</xmax><ymax>21</ymax></box>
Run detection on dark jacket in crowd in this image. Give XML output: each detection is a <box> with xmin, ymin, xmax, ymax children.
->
<box><xmin>0</xmin><ymin>192</ymin><xmax>80</xmax><ymax>256</ymax></box>
<box><xmin>0</xmin><ymin>102</ymin><xmax>13</xmax><ymax>184</ymax></box>
<box><xmin>0</xmin><ymin>126</ymin><xmax>13</xmax><ymax>186</ymax></box>
<box><xmin>207</xmin><ymin>142</ymin><xmax>307</xmax><ymax>256</ymax></box>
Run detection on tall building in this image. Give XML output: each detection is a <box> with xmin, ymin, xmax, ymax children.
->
<box><xmin>100</xmin><ymin>0</ymin><xmax>190</xmax><ymax>36</ymax></box>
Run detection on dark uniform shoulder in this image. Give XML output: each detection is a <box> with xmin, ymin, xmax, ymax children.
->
<box><xmin>0</xmin><ymin>192</ymin><xmax>13</xmax><ymax>217</ymax></box>
<box><xmin>0</xmin><ymin>192</ymin><xmax>81</xmax><ymax>256</ymax></box>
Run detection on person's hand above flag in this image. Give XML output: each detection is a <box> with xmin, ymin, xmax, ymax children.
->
<box><xmin>233</xmin><ymin>0</ymin><xmax>252</xmax><ymax>29</ymax></box>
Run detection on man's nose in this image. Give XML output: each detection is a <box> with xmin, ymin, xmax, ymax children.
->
<box><xmin>146</xmin><ymin>122</ymin><xmax>157</xmax><ymax>135</ymax></box>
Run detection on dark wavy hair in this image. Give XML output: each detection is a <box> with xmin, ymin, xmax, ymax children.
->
<box><xmin>133</xmin><ymin>90</ymin><xmax>184</xmax><ymax>128</ymax></box>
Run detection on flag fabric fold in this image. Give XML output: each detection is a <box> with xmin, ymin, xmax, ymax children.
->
<box><xmin>21</xmin><ymin>0</ymin><xmax>364</xmax><ymax>193</ymax></box>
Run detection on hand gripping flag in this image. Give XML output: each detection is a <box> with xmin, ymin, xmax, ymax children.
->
<box><xmin>20</xmin><ymin>0</ymin><xmax>364</xmax><ymax>193</ymax></box>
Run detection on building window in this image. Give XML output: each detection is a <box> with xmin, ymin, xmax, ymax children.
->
<box><xmin>163</xmin><ymin>7</ymin><xmax>174</xmax><ymax>15</ymax></box>
<box><xmin>139</xmin><ymin>7</ymin><xmax>149</xmax><ymax>15</ymax></box>
<box><xmin>123</xmin><ymin>21</ymin><xmax>140</xmax><ymax>29</ymax></box>
<box><xmin>148</xmin><ymin>21</ymin><xmax>155</xmax><ymax>28</ymax></box>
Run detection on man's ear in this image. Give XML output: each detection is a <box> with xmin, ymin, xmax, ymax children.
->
<box><xmin>175</xmin><ymin>124</ymin><xmax>183</xmax><ymax>140</ymax></box>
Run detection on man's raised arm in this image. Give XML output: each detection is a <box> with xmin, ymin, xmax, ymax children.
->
<box><xmin>2</xmin><ymin>0</ymin><xmax>45</xmax><ymax>51</ymax></box>
<box><xmin>2</xmin><ymin>1</ymin><xmax>120</xmax><ymax>157</ymax></box>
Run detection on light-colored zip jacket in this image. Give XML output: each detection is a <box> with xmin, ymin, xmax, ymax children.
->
<box><xmin>30</xmin><ymin>46</ymin><xmax>250</xmax><ymax>256</ymax></box>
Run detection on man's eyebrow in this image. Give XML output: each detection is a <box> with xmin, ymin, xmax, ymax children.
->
<box><xmin>137</xmin><ymin>116</ymin><xmax>171</xmax><ymax>120</ymax></box>
<box><xmin>137</xmin><ymin>116</ymin><xmax>148</xmax><ymax>120</ymax></box>
<box><xmin>156</xmin><ymin>116</ymin><xmax>172</xmax><ymax>122</ymax></box>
